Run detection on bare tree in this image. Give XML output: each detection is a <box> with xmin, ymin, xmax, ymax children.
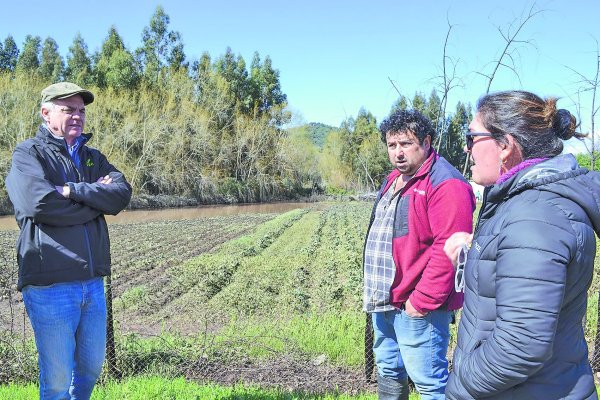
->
<box><xmin>356</xmin><ymin>153</ymin><xmax>376</xmax><ymax>191</ymax></box>
<box><xmin>387</xmin><ymin>76</ymin><xmax>415</xmax><ymax>111</ymax></box>
<box><xmin>565</xmin><ymin>38</ymin><xmax>600</xmax><ymax>171</ymax></box>
<box><xmin>432</xmin><ymin>17</ymin><xmax>462</xmax><ymax>150</ymax></box>
<box><xmin>460</xmin><ymin>3</ymin><xmax>545</xmax><ymax>175</ymax></box>
<box><xmin>478</xmin><ymin>4</ymin><xmax>545</xmax><ymax>94</ymax></box>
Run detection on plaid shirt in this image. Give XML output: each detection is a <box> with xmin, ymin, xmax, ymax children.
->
<box><xmin>362</xmin><ymin>150</ymin><xmax>474</xmax><ymax>314</ymax></box>
<box><xmin>363</xmin><ymin>179</ymin><xmax>400</xmax><ymax>312</ymax></box>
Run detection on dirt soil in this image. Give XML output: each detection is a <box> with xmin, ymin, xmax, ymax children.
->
<box><xmin>186</xmin><ymin>355</ymin><xmax>377</xmax><ymax>395</ymax></box>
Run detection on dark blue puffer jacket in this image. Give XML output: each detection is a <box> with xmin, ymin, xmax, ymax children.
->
<box><xmin>446</xmin><ymin>154</ymin><xmax>600</xmax><ymax>400</ymax></box>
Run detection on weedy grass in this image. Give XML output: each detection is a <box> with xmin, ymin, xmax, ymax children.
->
<box><xmin>218</xmin><ymin>310</ymin><xmax>366</xmax><ymax>366</ymax></box>
<box><xmin>0</xmin><ymin>376</ymin><xmax>388</xmax><ymax>399</ymax></box>
<box><xmin>0</xmin><ymin>377</ymin><xmax>596</xmax><ymax>399</ymax></box>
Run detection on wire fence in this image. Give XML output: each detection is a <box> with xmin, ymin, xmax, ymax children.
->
<box><xmin>1</xmin><ymin>213</ymin><xmax>599</xmax><ymax>395</ymax></box>
<box><xmin>3</xmin><ymin>287</ymin><xmax>598</xmax><ymax>394</ymax></box>
<box><xmin>0</xmin><ymin>287</ymin><xmax>372</xmax><ymax>395</ymax></box>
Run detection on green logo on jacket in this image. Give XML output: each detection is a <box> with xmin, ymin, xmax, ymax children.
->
<box><xmin>86</xmin><ymin>159</ymin><xmax>94</xmax><ymax>167</ymax></box>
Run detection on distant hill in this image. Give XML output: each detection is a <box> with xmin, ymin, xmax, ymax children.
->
<box><xmin>304</xmin><ymin>122</ymin><xmax>337</xmax><ymax>148</ymax></box>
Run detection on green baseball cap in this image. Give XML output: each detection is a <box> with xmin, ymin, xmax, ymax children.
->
<box><xmin>41</xmin><ymin>82</ymin><xmax>94</xmax><ymax>105</ymax></box>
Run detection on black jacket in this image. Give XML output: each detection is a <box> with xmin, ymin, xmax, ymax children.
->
<box><xmin>446</xmin><ymin>154</ymin><xmax>600</xmax><ymax>399</ymax></box>
<box><xmin>6</xmin><ymin>126</ymin><xmax>132</xmax><ymax>290</ymax></box>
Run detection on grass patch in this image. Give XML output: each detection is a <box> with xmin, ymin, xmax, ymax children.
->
<box><xmin>0</xmin><ymin>376</ymin><xmax>384</xmax><ymax>399</ymax></box>
<box><xmin>218</xmin><ymin>310</ymin><xmax>365</xmax><ymax>366</ymax></box>
<box><xmin>116</xmin><ymin>286</ymin><xmax>149</xmax><ymax>311</ymax></box>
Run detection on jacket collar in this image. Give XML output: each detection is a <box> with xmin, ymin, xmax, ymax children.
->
<box><xmin>36</xmin><ymin>125</ymin><xmax>91</xmax><ymax>149</ymax></box>
<box><xmin>487</xmin><ymin>154</ymin><xmax>582</xmax><ymax>203</ymax></box>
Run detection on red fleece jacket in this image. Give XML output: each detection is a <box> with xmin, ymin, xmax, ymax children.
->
<box><xmin>378</xmin><ymin>150</ymin><xmax>475</xmax><ymax>313</ymax></box>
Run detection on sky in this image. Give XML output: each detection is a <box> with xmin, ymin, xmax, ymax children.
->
<box><xmin>1</xmin><ymin>0</ymin><xmax>599</xmax><ymax>151</ymax></box>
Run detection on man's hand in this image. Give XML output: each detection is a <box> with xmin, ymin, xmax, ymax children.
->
<box><xmin>97</xmin><ymin>175</ymin><xmax>113</xmax><ymax>185</ymax></box>
<box><xmin>55</xmin><ymin>176</ymin><xmax>112</xmax><ymax>199</ymax></box>
<box><xmin>55</xmin><ymin>185</ymin><xmax>70</xmax><ymax>198</ymax></box>
<box><xmin>444</xmin><ymin>232</ymin><xmax>473</xmax><ymax>267</ymax></box>
<box><xmin>405</xmin><ymin>298</ymin><xmax>428</xmax><ymax>318</ymax></box>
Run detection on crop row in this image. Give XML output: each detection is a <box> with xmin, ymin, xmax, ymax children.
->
<box><xmin>132</xmin><ymin>203</ymin><xmax>372</xmax><ymax>332</ymax></box>
<box><xmin>132</xmin><ymin>202</ymin><xmax>374</xmax><ymax>367</ymax></box>
<box><xmin>108</xmin><ymin>214</ymin><xmax>274</xmax><ymax>299</ymax></box>
<box><xmin>148</xmin><ymin>209</ymin><xmax>311</xmax><ymax>327</ymax></box>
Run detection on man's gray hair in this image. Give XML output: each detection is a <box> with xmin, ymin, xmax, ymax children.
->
<box><xmin>40</xmin><ymin>101</ymin><xmax>55</xmax><ymax>121</ymax></box>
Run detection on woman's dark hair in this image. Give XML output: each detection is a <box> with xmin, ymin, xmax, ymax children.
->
<box><xmin>476</xmin><ymin>90</ymin><xmax>582</xmax><ymax>159</ymax></box>
<box><xmin>379</xmin><ymin>109</ymin><xmax>436</xmax><ymax>144</ymax></box>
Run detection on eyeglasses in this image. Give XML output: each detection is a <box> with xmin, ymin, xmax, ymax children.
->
<box><xmin>57</xmin><ymin>106</ymin><xmax>86</xmax><ymax>116</ymax></box>
<box><xmin>465</xmin><ymin>132</ymin><xmax>492</xmax><ymax>151</ymax></box>
<box><xmin>454</xmin><ymin>243</ymin><xmax>469</xmax><ymax>292</ymax></box>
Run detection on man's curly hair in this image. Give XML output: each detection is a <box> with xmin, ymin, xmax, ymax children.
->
<box><xmin>379</xmin><ymin>109</ymin><xmax>436</xmax><ymax>144</ymax></box>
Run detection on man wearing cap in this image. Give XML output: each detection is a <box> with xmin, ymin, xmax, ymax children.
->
<box><xmin>5</xmin><ymin>82</ymin><xmax>132</xmax><ymax>399</ymax></box>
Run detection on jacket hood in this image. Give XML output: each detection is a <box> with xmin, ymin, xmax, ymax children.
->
<box><xmin>491</xmin><ymin>154</ymin><xmax>600</xmax><ymax>235</ymax></box>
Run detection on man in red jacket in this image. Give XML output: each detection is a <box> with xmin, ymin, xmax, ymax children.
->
<box><xmin>363</xmin><ymin>109</ymin><xmax>474</xmax><ymax>400</ymax></box>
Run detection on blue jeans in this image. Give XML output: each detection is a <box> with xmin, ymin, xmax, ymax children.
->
<box><xmin>22</xmin><ymin>278</ymin><xmax>107</xmax><ymax>400</ymax></box>
<box><xmin>372</xmin><ymin>309</ymin><xmax>452</xmax><ymax>400</ymax></box>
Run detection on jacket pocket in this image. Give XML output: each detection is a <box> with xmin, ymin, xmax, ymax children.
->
<box><xmin>37</xmin><ymin>223</ymin><xmax>88</xmax><ymax>272</ymax></box>
<box><xmin>85</xmin><ymin>217</ymin><xmax>111</xmax><ymax>275</ymax></box>
<box><xmin>464</xmin><ymin>337</ymin><xmax>486</xmax><ymax>355</ymax></box>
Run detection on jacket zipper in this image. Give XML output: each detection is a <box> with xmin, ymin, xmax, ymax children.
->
<box><xmin>473</xmin><ymin>186</ymin><xmax>491</xmax><ymax>234</ymax></box>
<box><xmin>83</xmin><ymin>225</ymin><xmax>94</xmax><ymax>276</ymax></box>
<box><xmin>36</xmin><ymin>226</ymin><xmax>43</xmax><ymax>265</ymax></box>
<box><xmin>62</xmin><ymin>144</ymin><xmax>95</xmax><ymax>277</ymax></box>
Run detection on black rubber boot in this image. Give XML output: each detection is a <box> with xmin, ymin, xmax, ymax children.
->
<box><xmin>377</xmin><ymin>375</ymin><xmax>410</xmax><ymax>400</ymax></box>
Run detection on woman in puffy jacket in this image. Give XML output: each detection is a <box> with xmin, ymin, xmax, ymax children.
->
<box><xmin>444</xmin><ymin>90</ymin><xmax>600</xmax><ymax>399</ymax></box>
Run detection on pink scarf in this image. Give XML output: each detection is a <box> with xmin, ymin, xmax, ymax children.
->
<box><xmin>496</xmin><ymin>158</ymin><xmax>549</xmax><ymax>185</ymax></box>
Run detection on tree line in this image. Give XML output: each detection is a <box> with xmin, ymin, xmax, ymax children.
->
<box><xmin>1</xmin><ymin>5</ymin><xmax>594</xmax><ymax>211</ymax></box>
<box><xmin>0</xmin><ymin>6</ymin><xmax>472</xmax><ymax>210</ymax></box>
<box><xmin>0</xmin><ymin>7</ymin><xmax>299</xmax><ymax>209</ymax></box>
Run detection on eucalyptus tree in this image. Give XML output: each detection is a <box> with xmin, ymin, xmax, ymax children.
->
<box><xmin>245</xmin><ymin>52</ymin><xmax>288</xmax><ymax>124</ymax></box>
<box><xmin>257</xmin><ymin>56</ymin><xmax>287</xmax><ymax>116</ymax></box>
<box><xmin>137</xmin><ymin>6</ymin><xmax>186</xmax><ymax>85</ymax></box>
<box><xmin>193</xmin><ymin>51</ymin><xmax>211</xmax><ymax>94</ymax></box>
<box><xmin>214</xmin><ymin>47</ymin><xmax>249</xmax><ymax>110</ymax></box>
<box><xmin>38</xmin><ymin>37</ymin><xmax>64</xmax><ymax>82</ymax></box>
<box><xmin>95</xmin><ymin>26</ymin><xmax>139</xmax><ymax>90</ymax></box>
<box><xmin>192</xmin><ymin>51</ymin><xmax>212</xmax><ymax>104</ymax></box>
<box><xmin>339</xmin><ymin>108</ymin><xmax>387</xmax><ymax>190</ymax></box>
<box><xmin>64</xmin><ymin>33</ymin><xmax>93</xmax><ymax>86</ymax></box>
<box><xmin>100</xmin><ymin>26</ymin><xmax>126</xmax><ymax>59</ymax></box>
<box><xmin>389</xmin><ymin>95</ymin><xmax>409</xmax><ymax>114</ymax></box>
<box><xmin>440</xmin><ymin>101</ymin><xmax>470</xmax><ymax>171</ymax></box>
<box><xmin>247</xmin><ymin>52</ymin><xmax>262</xmax><ymax>114</ymax></box>
<box><xmin>426</xmin><ymin>90</ymin><xmax>442</xmax><ymax>133</ymax></box>
<box><xmin>16</xmin><ymin>35</ymin><xmax>41</xmax><ymax>73</ymax></box>
<box><xmin>193</xmin><ymin>52</ymin><xmax>237</xmax><ymax>136</ymax></box>
<box><xmin>0</xmin><ymin>35</ymin><xmax>19</xmax><ymax>72</ymax></box>
<box><xmin>411</xmin><ymin>92</ymin><xmax>427</xmax><ymax>115</ymax></box>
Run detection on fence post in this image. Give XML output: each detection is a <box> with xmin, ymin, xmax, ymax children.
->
<box><xmin>105</xmin><ymin>275</ymin><xmax>120</xmax><ymax>379</ymax></box>
<box><xmin>365</xmin><ymin>312</ymin><xmax>374</xmax><ymax>382</ymax></box>
<box><xmin>591</xmin><ymin>290</ymin><xmax>600</xmax><ymax>372</ymax></box>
